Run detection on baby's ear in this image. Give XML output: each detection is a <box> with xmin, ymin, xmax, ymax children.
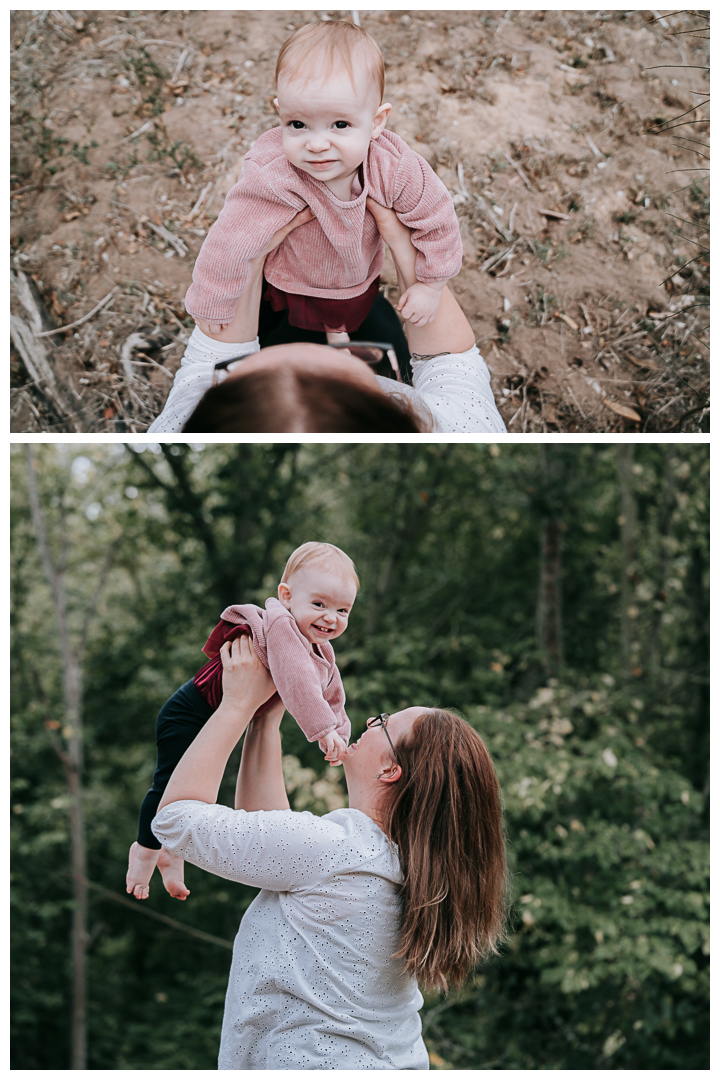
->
<box><xmin>371</xmin><ymin>102</ymin><xmax>392</xmax><ymax>139</ymax></box>
<box><xmin>277</xmin><ymin>582</ymin><xmax>292</xmax><ymax>609</ymax></box>
<box><xmin>273</xmin><ymin>97</ymin><xmax>280</xmax><ymax>113</ymax></box>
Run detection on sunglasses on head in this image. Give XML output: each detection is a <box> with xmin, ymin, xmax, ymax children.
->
<box><xmin>212</xmin><ymin>341</ymin><xmax>401</xmax><ymax>385</ymax></box>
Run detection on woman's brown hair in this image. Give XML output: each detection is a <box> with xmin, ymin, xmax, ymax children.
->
<box><xmin>380</xmin><ymin>710</ymin><xmax>508</xmax><ymax>992</ymax></box>
<box><xmin>182</xmin><ymin>367</ymin><xmax>422</xmax><ymax>433</ymax></box>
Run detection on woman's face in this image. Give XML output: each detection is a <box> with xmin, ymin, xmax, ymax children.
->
<box><xmin>343</xmin><ymin>707</ymin><xmax>428</xmax><ymax>783</ymax></box>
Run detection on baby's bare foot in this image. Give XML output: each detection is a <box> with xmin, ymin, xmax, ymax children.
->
<box><xmin>157</xmin><ymin>847</ymin><xmax>190</xmax><ymax>901</ymax></box>
<box><xmin>126</xmin><ymin>841</ymin><xmax>160</xmax><ymax>900</ymax></box>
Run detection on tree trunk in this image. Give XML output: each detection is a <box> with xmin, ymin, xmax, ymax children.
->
<box><xmin>536</xmin><ymin>518</ymin><xmax>563</xmax><ymax>676</ymax></box>
<box><xmin>643</xmin><ymin>448</ymin><xmax>674</xmax><ymax>677</ymax></box>
<box><xmin>616</xmin><ymin>446</ymin><xmax>638</xmax><ymax>679</ymax></box>
<box><xmin>25</xmin><ymin>447</ymin><xmax>87</xmax><ymax>1070</ymax></box>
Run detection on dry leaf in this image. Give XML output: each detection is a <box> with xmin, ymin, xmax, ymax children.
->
<box><xmin>625</xmin><ymin>355</ymin><xmax>662</xmax><ymax>371</ymax></box>
<box><xmin>554</xmin><ymin>311</ymin><xmax>579</xmax><ymax>331</ymax></box>
<box><xmin>103</xmin><ymin>405</ymin><xmax>116</xmax><ymax>420</ymax></box>
<box><xmin>603</xmin><ymin>399</ymin><xmax>641</xmax><ymax>423</ymax></box>
<box><xmin>63</xmin><ymin>211</ymin><xmax>81</xmax><ymax>221</ymax></box>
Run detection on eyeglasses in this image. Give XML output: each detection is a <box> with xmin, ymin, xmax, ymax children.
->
<box><xmin>212</xmin><ymin>340</ymin><xmax>401</xmax><ymax>386</ymax></box>
<box><xmin>367</xmin><ymin>713</ymin><xmax>397</xmax><ymax>758</ymax></box>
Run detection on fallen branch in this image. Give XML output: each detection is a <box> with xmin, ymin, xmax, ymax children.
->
<box><xmin>538</xmin><ymin>208</ymin><xmax>572</xmax><ymax>221</ymax></box>
<box><xmin>119</xmin><ymin>333</ymin><xmax>150</xmax><ymax>383</ymax></box>
<box><xmin>503</xmin><ymin>151</ymin><xmax>536</xmax><ymax>191</ymax></box>
<box><xmin>11</xmin><ymin>316</ymin><xmax>83</xmax><ymax>431</ymax></box>
<box><xmin>35</xmin><ymin>287</ymin><xmax>119</xmax><ymax>338</ymax></box>
<box><xmin>474</xmin><ymin>193</ymin><xmax>513</xmax><ymax>243</ymax></box>
<box><xmin>480</xmin><ymin>240</ymin><xmax>519</xmax><ymax>274</ymax></box>
<box><xmin>114</xmin><ymin>201</ymin><xmax>188</xmax><ymax>256</ymax></box>
<box><xmin>119</xmin><ymin>119</ymin><xmax>155</xmax><ymax>143</ymax></box>
<box><xmin>184</xmin><ymin>181</ymin><xmax>213</xmax><ymax>221</ymax></box>
<box><xmin>11</xmin><ymin>315</ymin><xmax>57</xmax><ymax>388</ymax></box>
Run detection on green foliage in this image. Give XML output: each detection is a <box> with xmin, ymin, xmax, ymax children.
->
<box><xmin>422</xmin><ymin>682</ymin><xmax>708</xmax><ymax>1069</ymax></box>
<box><xmin>10</xmin><ymin>443</ymin><xmax>708</xmax><ymax>1068</ymax></box>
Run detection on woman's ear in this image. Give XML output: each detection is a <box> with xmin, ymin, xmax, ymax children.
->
<box><xmin>277</xmin><ymin>582</ymin><xmax>292</xmax><ymax>610</ymax></box>
<box><xmin>377</xmin><ymin>764</ymin><xmax>402</xmax><ymax>784</ymax></box>
<box><xmin>370</xmin><ymin>102</ymin><xmax>392</xmax><ymax>140</ymax></box>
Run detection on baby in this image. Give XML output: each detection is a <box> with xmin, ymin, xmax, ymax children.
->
<box><xmin>185</xmin><ymin>19</ymin><xmax>463</xmax><ymax>344</ymax></box>
<box><xmin>126</xmin><ymin>541</ymin><xmax>356</xmax><ymax>901</ymax></box>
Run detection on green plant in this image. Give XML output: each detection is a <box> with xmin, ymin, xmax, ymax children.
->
<box><xmin>145</xmin><ymin>128</ymin><xmax>203</xmax><ymax>173</ymax></box>
<box><xmin>70</xmin><ymin>141</ymin><xmax>97</xmax><ymax>165</ymax></box>
<box><xmin>613</xmin><ymin>210</ymin><xmax>638</xmax><ymax>225</ymax></box>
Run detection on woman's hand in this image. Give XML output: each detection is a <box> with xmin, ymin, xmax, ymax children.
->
<box><xmin>220</xmin><ymin>635</ymin><xmax>276</xmax><ymax>716</ymax></box>
<box><xmin>190</xmin><ymin>208</ymin><xmax>315</xmax><ymax>343</ymax></box>
<box><xmin>366</xmin><ymin>198</ymin><xmax>475</xmax><ymax>357</ymax></box>
<box><xmin>259</xmin><ymin>206</ymin><xmax>315</xmax><ymax>257</ymax></box>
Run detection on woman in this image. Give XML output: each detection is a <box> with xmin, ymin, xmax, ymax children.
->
<box><xmin>152</xmin><ymin>635</ymin><xmax>508</xmax><ymax>1070</ymax></box>
<box><xmin>147</xmin><ymin>201</ymin><xmax>506</xmax><ymax>434</ymax></box>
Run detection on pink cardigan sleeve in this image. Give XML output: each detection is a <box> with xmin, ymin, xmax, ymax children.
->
<box><xmin>391</xmin><ymin>150</ymin><xmax>463</xmax><ymax>283</ymax></box>
<box><xmin>264</xmin><ymin>617</ymin><xmax>349</xmax><ymax>743</ymax></box>
<box><xmin>184</xmin><ymin>161</ymin><xmax>307</xmax><ymax>324</ymax></box>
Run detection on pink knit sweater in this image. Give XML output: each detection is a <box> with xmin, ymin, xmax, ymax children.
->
<box><xmin>185</xmin><ymin>127</ymin><xmax>463</xmax><ymax>324</ymax></box>
<box><xmin>194</xmin><ymin>598</ymin><xmax>350</xmax><ymax>743</ymax></box>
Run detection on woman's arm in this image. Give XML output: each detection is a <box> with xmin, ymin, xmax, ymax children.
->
<box><xmin>157</xmin><ymin>636</ymin><xmax>276</xmax><ymax>813</ymax></box>
<box><xmin>147</xmin><ymin>210</ymin><xmax>315</xmax><ymax>432</ymax></box>
<box><xmin>235</xmin><ymin>700</ymin><xmax>290</xmax><ymax>812</ymax></box>
<box><xmin>366</xmin><ymin>198</ymin><xmax>475</xmax><ymax>356</ymax></box>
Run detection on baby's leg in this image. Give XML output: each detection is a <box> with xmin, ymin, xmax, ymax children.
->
<box><xmin>134</xmin><ymin>679</ymin><xmax>213</xmax><ymax>899</ymax></box>
<box><xmin>126</xmin><ymin>841</ymin><xmax>160</xmax><ymax>900</ymax></box>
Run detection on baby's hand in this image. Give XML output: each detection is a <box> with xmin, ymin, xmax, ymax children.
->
<box><xmin>397</xmin><ymin>282</ymin><xmax>443</xmax><ymax>327</ymax></box>
<box><xmin>194</xmin><ymin>315</ymin><xmax>230</xmax><ymax>337</ymax></box>
<box><xmin>318</xmin><ymin>730</ymin><xmax>348</xmax><ymax>766</ymax></box>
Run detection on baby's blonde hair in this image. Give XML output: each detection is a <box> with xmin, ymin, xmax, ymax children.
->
<box><xmin>282</xmin><ymin>542</ymin><xmax>359</xmax><ymax>591</ymax></box>
<box><xmin>275</xmin><ymin>20</ymin><xmax>385</xmax><ymax>105</ymax></box>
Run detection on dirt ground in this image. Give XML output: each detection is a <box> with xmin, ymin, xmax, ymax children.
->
<box><xmin>10</xmin><ymin>9</ymin><xmax>709</xmax><ymax>433</ymax></box>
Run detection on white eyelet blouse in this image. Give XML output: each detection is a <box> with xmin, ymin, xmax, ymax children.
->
<box><xmin>146</xmin><ymin>326</ymin><xmax>506</xmax><ymax>434</ymax></box>
<box><xmin>152</xmin><ymin>801</ymin><xmax>429</xmax><ymax>1070</ymax></box>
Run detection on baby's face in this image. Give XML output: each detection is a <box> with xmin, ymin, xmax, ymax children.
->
<box><xmin>279</xmin><ymin>567</ymin><xmax>356</xmax><ymax>645</ymax></box>
<box><xmin>275</xmin><ymin>68</ymin><xmax>389</xmax><ymax>191</ymax></box>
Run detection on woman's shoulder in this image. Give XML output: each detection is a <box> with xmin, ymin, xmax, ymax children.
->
<box><xmin>323</xmin><ymin>808</ymin><xmax>402</xmax><ymax>872</ymax></box>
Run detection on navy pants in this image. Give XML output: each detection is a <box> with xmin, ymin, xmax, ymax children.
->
<box><xmin>137</xmin><ymin>679</ymin><xmax>213</xmax><ymax>850</ymax></box>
